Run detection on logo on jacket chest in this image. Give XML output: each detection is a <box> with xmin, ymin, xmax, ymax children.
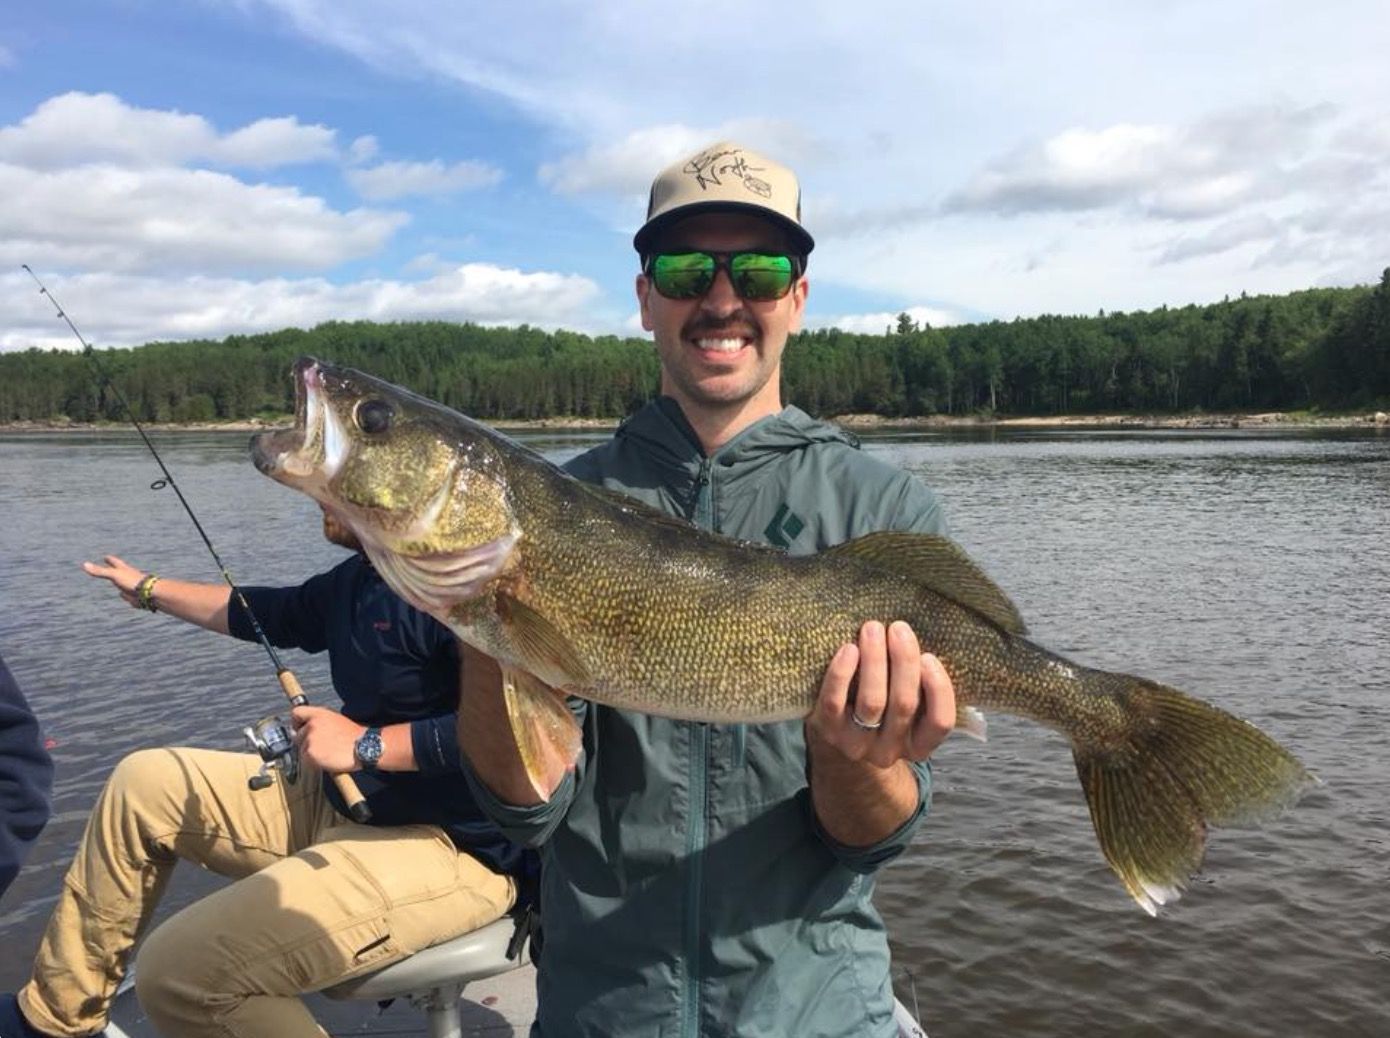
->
<box><xmin>762</xmin><ymin>503</ymin><xmax>805</xmax><ymax>548</ymax></box>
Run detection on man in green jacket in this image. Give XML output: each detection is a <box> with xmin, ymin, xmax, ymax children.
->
<box><xmin>459</xmin><ymin>140</ymin><xmax>957</xmax><ymax>1037</ymax></box>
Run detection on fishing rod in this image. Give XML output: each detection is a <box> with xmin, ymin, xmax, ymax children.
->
<box><xmin>21</xmin><ymin>264</ymin><xmax>370</xmax><ymax>822</ymax></box>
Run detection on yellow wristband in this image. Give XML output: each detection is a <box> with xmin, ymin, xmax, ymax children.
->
<box><xmin>135</xmin><ymin>574</ymin><xmax>160</xmax><ymax>612</ymax></box>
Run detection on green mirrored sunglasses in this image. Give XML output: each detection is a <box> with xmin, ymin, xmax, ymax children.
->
<box><xmin>646</xmin><ymin>251</ymin><xmax>799</xmax><ymax>302</ymax></box>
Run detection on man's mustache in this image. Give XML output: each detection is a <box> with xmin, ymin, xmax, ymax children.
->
<box><xmin>682</xmin><ymin>312</ymin><xmax>761</xmax><ymax>339</ymax></box>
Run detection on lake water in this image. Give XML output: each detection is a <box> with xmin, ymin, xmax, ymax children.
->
<box><xmin>1</xmin><ymin>425</ymin><xmax>1387</xmax><ymax>1036</ymax></box>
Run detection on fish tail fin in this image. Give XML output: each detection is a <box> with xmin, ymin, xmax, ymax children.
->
<box><xmin>500</xmin><ymin>666</ymin><xmax>582</xmax><ymax>802</ymax></box>
<box><xmin>1072</xmin><ymin>673</ymin><xmax>1316</xmax><ymax>915</ymax></box>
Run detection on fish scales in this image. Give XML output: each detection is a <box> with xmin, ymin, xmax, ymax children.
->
<box><xmin>501</xmin><ymin>460</ymin><xmax>1042</xmax><ymax>724</ymax></box>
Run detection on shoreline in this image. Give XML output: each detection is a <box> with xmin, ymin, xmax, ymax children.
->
<box><xmin>833</xmin><ymin>409</ymin><xmax>1390</xmax><ymax>430</ymax></box>
<box><xmin>1</xmin><ymin>409</ymin><xmax>1386</xmax><ymax>434</ymax></box>
<box><xmin>0</xmin><ymin>416</ymin><xmax>624</xmax><ymax>434</ymax></box>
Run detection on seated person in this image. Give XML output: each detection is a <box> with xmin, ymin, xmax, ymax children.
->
<box><xmin>1</xmin><ymin>506</ymin><xmax>528</xmax><ymax>1038</ymax></box>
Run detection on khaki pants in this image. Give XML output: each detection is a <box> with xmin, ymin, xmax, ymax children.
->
<box><xmin>19</xmin><ymin>747</ymin><xmax>516</xmax><ymax>1038</ymax></box>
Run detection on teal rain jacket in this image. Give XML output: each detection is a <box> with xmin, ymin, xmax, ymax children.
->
<box><xmin>465</xmin><ymin>397</ymin><xmax>949</xmax><ymax>1038</ymax></box>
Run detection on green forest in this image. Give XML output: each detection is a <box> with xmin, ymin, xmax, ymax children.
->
<box><xmin>3</xmin><ymin>269</ymin><xmax>1388</xmax><ymax>424</ymax></box>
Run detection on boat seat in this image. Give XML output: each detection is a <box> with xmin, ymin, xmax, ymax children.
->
<box><xmin>323</xmin><ymin>915</ymin><xmax>530</xmax><ymax>1038</ymax></box>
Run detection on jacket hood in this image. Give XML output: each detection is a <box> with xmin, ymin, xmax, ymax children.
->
<box><xmin>603</xmin><ymin>398</ymin><xmax>864</xmax><ymax>517</ymax></box>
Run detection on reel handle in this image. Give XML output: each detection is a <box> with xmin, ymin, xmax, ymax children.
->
<box><xmin>278</xmin><ymin>669</ymin><xmax>373</xmax><ymax>823</ymax></box>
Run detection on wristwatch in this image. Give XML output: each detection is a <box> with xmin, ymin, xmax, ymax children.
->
<box><xmin>353</xmin><ymin>726</ymin><xmax>384</xmax><ymax>770</ymax></box>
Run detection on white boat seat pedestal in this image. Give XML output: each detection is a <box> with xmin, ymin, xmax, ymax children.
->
<box><xmin>323</xmin><ymin>916</ymin><xmax>529</xmax><ymax>1038</ymax></box>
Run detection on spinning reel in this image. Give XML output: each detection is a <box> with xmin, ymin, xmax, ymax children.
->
<box><xmin>243</xmin><ymin>715</ymin><xmax>300</xmax><ymax>790</ymax></box>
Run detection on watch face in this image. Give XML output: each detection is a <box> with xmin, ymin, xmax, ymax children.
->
<box><xmin>356</xmin><ymin>728</ymin><xmax>383</xmax><ymax>767</ymax></box>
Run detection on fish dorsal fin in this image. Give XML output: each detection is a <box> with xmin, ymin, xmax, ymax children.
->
<box><xmin>825</xmin><ymin>532</ymin><xmax>1027</xmax><ymax>634</ymax></box>
<box><xmin>496</xmin><ymin>593</ymin><xmax>595</xmax><ymax>690</ymax></box>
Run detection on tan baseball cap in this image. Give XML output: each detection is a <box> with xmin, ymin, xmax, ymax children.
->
<box><xmin>633</xmin><ymin>141</ymin><xmax>814</xmax><ymax>257</ymax></box>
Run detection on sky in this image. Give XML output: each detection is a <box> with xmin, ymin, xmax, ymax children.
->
<box><xmin>1</xmin><ymin>0</ymin><xmax>1387</xmax><ymax>352</ymax></box>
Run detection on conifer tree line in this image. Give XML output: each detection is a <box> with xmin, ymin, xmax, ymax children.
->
<box><xmin>2</xmin><ymin>270</ymin><xmax>1387</xmax><ymax>424</ymax></box>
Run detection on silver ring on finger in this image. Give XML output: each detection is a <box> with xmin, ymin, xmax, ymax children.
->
<box><xmin>851</xmin><ymin>711</ymin><xmax>884</xmax><ymax>731</ymax></box>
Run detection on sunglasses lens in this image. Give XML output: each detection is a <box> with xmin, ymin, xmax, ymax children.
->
<box><xmin>651</xmin><ymin>253</ymin><xmax>716</xmax><ymax>299</ymax></box>
<box><xmin>730</xmin><ymin>253</ymin><xmax>794</xmax><ymax>300</ymax></box>
<box><xmin>649</xmin><ymin>252</ymin><xmax>796</xmax><ymax>300</ymax></box>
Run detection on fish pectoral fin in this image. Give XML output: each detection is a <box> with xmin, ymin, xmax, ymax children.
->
<box><xmin>496</xmin><ymin>594</ymin><xmax>594</xmax><ymax>688</ymax></box>
<box><xmin>825</xmin><ymin>532</ymin><xmax>1027</xmax><ymax>634</ymax></box>
<box><xmin>500</xmin><ymin>666</ymin><xmax>582</xmax><ymax>802</ymax></box>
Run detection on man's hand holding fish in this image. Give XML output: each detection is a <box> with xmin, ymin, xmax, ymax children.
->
<box><xmin>807</xmin><ymin>620</ymin><xmax>958</xmax><ymax>848</ymax></box>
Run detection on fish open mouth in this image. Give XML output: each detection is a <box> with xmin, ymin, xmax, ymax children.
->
<box><xmin>250</xmin><ymin>356</ymin><xmax>327</xmax><ymax>481</ymax></box>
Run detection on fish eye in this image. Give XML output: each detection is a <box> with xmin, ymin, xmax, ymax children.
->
<box><xmin>354</xmin><ymin>399</ymin><xmax>394</xmax><ymax>435</ymax></box>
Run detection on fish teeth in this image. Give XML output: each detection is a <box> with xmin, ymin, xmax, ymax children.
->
<box><xmin>320</xmin><ymin>397</ymin><xmax>347</xmax><ymax>477</ymax></box>
<box><xmin>304</xmin><ymin>384</ymin><xmax>323</xmax><ymax>445</ymax></box>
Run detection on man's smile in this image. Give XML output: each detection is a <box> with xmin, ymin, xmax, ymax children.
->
<box><xmin>691</xmin><ymin>335</ymin><xmax>752</xmax><ymax>355</ymax></box>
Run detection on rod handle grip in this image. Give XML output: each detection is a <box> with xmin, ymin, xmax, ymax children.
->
<box><xmin>276</xmin><ymin>669</ymin><xmax>373</xmax><ymax>823</ymax></box>
<box><xmin>335</xmin><ymin>774</ymin><xmax>373</xmax><ymax>823</ymax></box>
<box><xmin>277</xmin><ymin>669</ymin><xmax>310</xmax><ymax>706</ymax></box>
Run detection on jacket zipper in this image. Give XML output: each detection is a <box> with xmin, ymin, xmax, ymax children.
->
<box><xmin>682</xmin><ymin>457</ymin><xmax>714</xmax><ymax>1038</ymax></box>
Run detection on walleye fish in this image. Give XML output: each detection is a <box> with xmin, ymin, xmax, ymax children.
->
<box><xmin>252</xmin><ymin>357</ymin><xmax>1314</xmax><ymax>914</ymax></box>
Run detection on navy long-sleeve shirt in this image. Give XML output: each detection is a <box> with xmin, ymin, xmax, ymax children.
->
<box><xmin>0</xmin><ymin>654</ymin><xmax>54</xmax><ymax>900</ymax></box>
<box><xmin>227</xmin><ymin>554</ymin><xmax>522</xmax><ymax>877</ymax></box>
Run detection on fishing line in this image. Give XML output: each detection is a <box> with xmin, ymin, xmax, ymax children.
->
<box><xmin>21</xmin><ymin>264</ymin><xmax>289</xmax><ymax>671</ymax></box>
<box><xmin>21</xmin><ymin>264</ymin><xmax>371</xmax><ymax>820</ymax></box>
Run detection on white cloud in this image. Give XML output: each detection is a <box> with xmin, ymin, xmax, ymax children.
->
<box><xmin>0</xmin><ymin>43</ymin><xmax>14</xmax><ymax>68</ymax></box>
<box><xmin>0</xmin><ymin>162</ymin><xmax>406</xmax><ymax>274</ymax></box>
<box><xmin>806</xmin><ymin>306</ymin><xmax>965</xmax><ymax>335</ymax></box>
<box><xmin>0</xmin><ymin>94</ymin><xmax>413</xmax><ymax>276</ymax></box>
<box><xmin>215</xmin><ymin>116</ymin><xmax>338</xmax><ymax>167</ymax></box>
<box><xmin>346</xmin><ymin>158</ymin><xmax>503</xmax><ymax>200</ymax></box>
<box><xmin>948</xmin><ymin>124</ymin><xmax>1180</xmax><ymax>215</ymax></box>
<box><xmin>1157</xmin><ymin>215</ymin><xmax>1281</xmax><ymax>264</ymax></box>
<box><xmin>0</xmin><ymin>92</ymin><xmax>211</xmax><ymax>169</ymax></box>
<box><xmin>808</xmin><ymin>198</ymin><xmax>939</xmax><ymax>240</ymax></box>
<box><xmin>0</xmin><ymin>92</ymin><xmax>339</xmax><ymax>170</ymax></box>
<box><xmin>347</xmin><ymin>135</ymin><xmax>380</xmax><ymax>165</ymax></box>
<box><xmin>944</xmin><ymin>104</ymin><xmax>1333</xmax><ymax>221</ymax></box>
<box><xmin>403</xmin><ymin>252</ymin><xmax>451</xmax><ymax>274</ymax></box>
<box><xmin>1146</xmin><ymin>173</ymin><xmax>1258</xmax><ymax>220</ymax></box>
<box><xmin>0</xmin><ymin>91</ymin><xmax>619</xmax><ymax>345</ymax></box>
<box><xmin>538</xmin><ymin>121</ymin><xmax>815</xmax><ymax>199</ymax></box>
<box><xmin>0</xmin><ymin>265</ymin><xmax>604</xmax><ymax>351</ymax></box>
<box><xmin>539</xmin><ymin>125</ymin><xmax>713</xmax><ymax>197</ymax></box>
